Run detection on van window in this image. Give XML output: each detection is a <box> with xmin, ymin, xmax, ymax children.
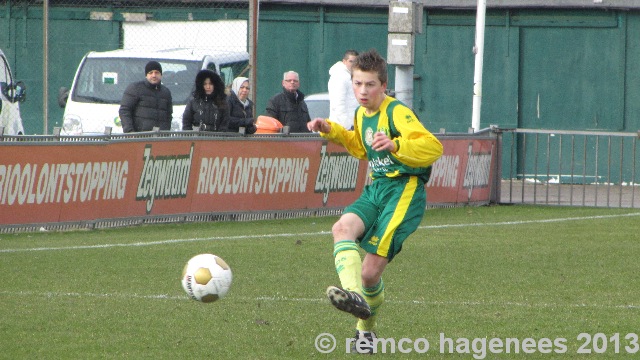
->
<box><xmin>219</xmin><ymin>61</ymin><xmax>250</xmax><ymax>88</ymax></box>
<box><xmin>72</xmin><ymin>57</ymin><xmax>201</xmax><ymax>106</ymax></box>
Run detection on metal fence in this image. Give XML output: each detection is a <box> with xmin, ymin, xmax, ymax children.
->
<box><xmin>36</xmin><ymin>0</ymin><xmax>251</xmax><ymax>52</ymax></box>
<box><xmin>497</xmin><ymin>128</ymin><xmax>640</xmax><ymax>208</ymax></box>
<box><xmin>2</xmin><ymin>0</ymin><xmax>255</xmax><ymax>134</ymax></box>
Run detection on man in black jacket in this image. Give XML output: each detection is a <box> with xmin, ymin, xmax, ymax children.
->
<box><xmin>119</xmin><ymin>61</ymin><xmax>173</xmax><ymax>133</ymax></box>
<box><xmin>265</xmin><ymin>71</ymin><xmax>311</xmax><ymax>133</ymax></box>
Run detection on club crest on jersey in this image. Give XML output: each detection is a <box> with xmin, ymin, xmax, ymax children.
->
<box><xmin>365</xmin><ymin>128</ymin><xmax>375</xmax><ymax>146</ymax></box>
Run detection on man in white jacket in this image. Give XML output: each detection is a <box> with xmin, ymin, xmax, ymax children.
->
<box><xmin>328</xmin><ymin>50</ymin><xmax>359</xmax><ymax>129</ymax></box>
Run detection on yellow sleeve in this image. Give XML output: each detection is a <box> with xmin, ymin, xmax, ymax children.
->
<box><xmin>390</xmin><ymin>107</ymin><xmax>443</xmax><ymax>168</ymax></box>
<box><xmin>319</xmin><ymin>119</ymin><xmax>368</xmax><ymax>160</ymax></box>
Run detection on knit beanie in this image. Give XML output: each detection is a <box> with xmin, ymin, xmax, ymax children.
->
<box><xmin>145</xmin><ymin>61</ymin><xmax>162</xmax><ymax>75</ymax></box>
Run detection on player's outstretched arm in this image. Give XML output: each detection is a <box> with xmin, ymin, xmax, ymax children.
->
<box><xmin>310</xmin><ymin>118</ymin><xmax>367</xmax><ymax>160</ymax></box>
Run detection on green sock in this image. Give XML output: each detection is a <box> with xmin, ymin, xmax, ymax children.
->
<box><xmin>356</xmin><ymin>279</ymin><xmax>385</xmax><ymax>332</ymax></box>
<box><xmin>333</xmin><ymin>241</ymin><xmax>362</xmax><ymax>295</ymax></box>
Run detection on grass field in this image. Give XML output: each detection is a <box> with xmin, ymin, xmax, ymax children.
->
<box><xmin>1</xmin><ymin>205</ymin><xmax>639</xmax><ymax>359</ymax></box>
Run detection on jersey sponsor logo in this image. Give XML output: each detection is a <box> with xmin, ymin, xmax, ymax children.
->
<box><xmin>368</xmin><ymin>156</ymin><xmax>394</xmax><ymax>173</ymax></box>
<box><xmin>314</xmin><ymin>143</ymin><xmax>360</xmax><ymax>205</ymax></box>
<box><xmin>136</xmin><ymin>143</ymin><xmax>193</xmax><ymax>214</ymax></box>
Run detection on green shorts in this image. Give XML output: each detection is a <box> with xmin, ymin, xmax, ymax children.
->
<box><xmin>344</xmin><ymin>175</ymin><xmax>426</xmax><ymax>262</ymax></box>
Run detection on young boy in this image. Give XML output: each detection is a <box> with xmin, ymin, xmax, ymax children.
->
<box><xmin>307</xmin><ymin>49</ymin><xmax>443</xmax><ymax>353</ymax></box>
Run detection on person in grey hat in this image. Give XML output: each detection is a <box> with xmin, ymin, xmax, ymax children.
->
<box><xmin>119</xmin><ymin>60</ymin><xmax>173</xmax><ymax>133</ymax></box>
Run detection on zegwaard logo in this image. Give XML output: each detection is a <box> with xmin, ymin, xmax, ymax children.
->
<box><xmin>136</xmin><ymin>143</ymin><xmax>194</xmax><ymax>213</ymax></box>
<box><xmin>463</xmin><ymin>142</ymin><xmax>493</xmax><ymax>200</ymax></box>
<box><xmin>314</xmin><ymin>143</ymin><xmax>360</xmax><ymax>205</ymax></box>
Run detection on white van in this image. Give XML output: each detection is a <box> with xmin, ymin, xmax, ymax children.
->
<box><xmin>0</xmin><ymin>49</ymin><xmax>26</xmax><ymax>135</ymax></box>
<box><xmin>59</xmin><ymin>48</ymin><xmax>249</xmax><ymax>135</ymax></box>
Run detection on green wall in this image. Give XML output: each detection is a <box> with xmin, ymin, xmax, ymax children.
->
<box><xmin>517</xmin><ymin>11</ymin><xmax>625</xmax><ymax>131</ymax></box>
<box><xmin>255</xmin><ymin>5</ymin><xmax>390</xmax><ymax>116</ymax></box>
<box><xmin>417</xmin><ymin>11</ymin><xmax>520</xmax><ymax>132</ymax></box>
<box><xmin>1</xmin><ymin>4</ymin><xmax>639</xmax><ymax>139</ymax></box>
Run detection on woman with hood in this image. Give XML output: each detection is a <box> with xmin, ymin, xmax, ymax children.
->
<box><xmin>182</xmin><ymin>69</ymin><xmax>229</xmax><ymax>132</ymax></box>
<box><xmin>227</xmin><ymin>76</ymin><xmax>257</xmax><ymax>134</ymax></box>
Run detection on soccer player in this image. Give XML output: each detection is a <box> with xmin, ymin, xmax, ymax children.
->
<box><xmin>307</xmin><ymin>49</ymin><xmax>443</xmax><ymax>353</ymax></box>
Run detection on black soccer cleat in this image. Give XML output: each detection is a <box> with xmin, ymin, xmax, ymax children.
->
<box><xmin>326</xmin><ymin>286</ymin><xmax>371</xmax><ymax>320</ymax></box>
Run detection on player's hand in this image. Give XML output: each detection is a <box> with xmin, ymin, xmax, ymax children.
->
<box><xmin>371</xmin><ymin>132</ymin><xmax>397</xmax><ymax>152</ymax></box>
<box><xmin>307</xmin><ymin>118</ymin><xmax>331</xmax><ymax>133</ymax></box>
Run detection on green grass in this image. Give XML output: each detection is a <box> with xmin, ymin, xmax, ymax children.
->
<box><xmin>1</xmin><ymin>205</ymin><xmax>639</xmax><ymax>359</ymax></box>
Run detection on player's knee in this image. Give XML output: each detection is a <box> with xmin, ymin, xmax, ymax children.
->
<box><xmin>331</xmin><ymin>220</ymin><xmax>350</xmax><ymax>238</ymax></box>
<box><xmin>361</xmin><ymin>269</ymin><xmax>381</xmax><ymax>288</ymax></box>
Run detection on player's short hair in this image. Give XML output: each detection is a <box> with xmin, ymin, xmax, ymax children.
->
<box><xmin>343</xmin><ymin>50</ymin><xmax>359</xmax><ymax>60</ymax></box>
<box><xmin>353</xmin><ymin>49</ymin><xmax>387</xmax><ymax>84</ymax></box>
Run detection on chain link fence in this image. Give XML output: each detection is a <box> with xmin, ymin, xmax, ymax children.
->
<box><xmin>1</xmin><ymin>0</ymin><xmax>254</xmax><ymax>134</ymax></box>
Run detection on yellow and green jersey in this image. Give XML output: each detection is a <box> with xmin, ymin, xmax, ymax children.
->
<box><xmin>321</xmin><ymin>96</ymin><xmax>443</xmax><ymax>182</ymax></box>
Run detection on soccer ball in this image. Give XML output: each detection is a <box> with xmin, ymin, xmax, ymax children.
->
<box><xmin>181</xmin><ymin>254</ymin><xmax>233</xmax><ymax>303</ymax></box>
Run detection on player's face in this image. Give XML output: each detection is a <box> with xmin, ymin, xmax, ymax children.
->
<box><xmin>352</xmin><ymin>69</ymin><xmax>387</xmax><ymax>114</ymax></box>
<box><xmin>146</xmin><ymin>70</ymin><xmax>162</xmax><ymax>85</ymax></box>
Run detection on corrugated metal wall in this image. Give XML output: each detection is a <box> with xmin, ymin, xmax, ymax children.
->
<box><xmin>255</xmin><ymin>6</ymin><xmax>640</xmax><ymax>136</ymax></box>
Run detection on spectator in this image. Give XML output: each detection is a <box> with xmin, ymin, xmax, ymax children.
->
<box><xmin>182</xmin><ymin>69</ymin><xmax>229</xmax><ymax>132</ymax></box>
<box><xmin>119</xmin><ymin>61</ymin><xmax>173</xmax><ymax>133</ymax></box>
<box><xmin>328</xmin><ymin>50</ymin><xmax>359</xmax><ymax>129</ymax></box>
<box><xmin>265</xmin><ymin>71</ymin><xmax>311</xmax><ymax>133</ymax></box>
<box><xmin>227</xmin><ymin>77</ymin><xmax>257</xmax><ymax>134</ymax></box>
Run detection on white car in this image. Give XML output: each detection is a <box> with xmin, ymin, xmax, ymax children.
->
<box><xmin>0</xmin><ymin>49</ymin><xmax>26</xmax><ymax>135</ymax></box>
<box><xmin>59</xmin><ymin>48</ymin><xmax>249</xmax><ymax>135</ymax></box>
<box><xmin>305</xmin><ymin>92</ymin><xmax>330</xmax><ymax>120</ymax></box>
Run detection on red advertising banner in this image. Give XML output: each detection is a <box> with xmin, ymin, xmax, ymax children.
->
<box><xmin>427</xmin><ymin>138</ymin><xmax>497</xmax><ymax>206</ymax></box>
<box><xmin>0</xmin><ymin>135</ymin><xmax>497</xmax><ymax>228</ymax></box>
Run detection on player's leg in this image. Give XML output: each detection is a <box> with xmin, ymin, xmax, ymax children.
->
<box><xmin>356</xmin><ymin>253</ymin><xmax>387</xmax><ymax>333</ymax></box>
<box><xmin>356</xmin><ymin>176</ymin><xmax>426</xmax><ymax>333</ymax></box>
<box><xmin>327</xmin><ymin>185</ymin><xmax>381</xmax><ymax>320</ymax></box>
<box><xmin>332</xmin><ymin>212</ymin><xmax>365</xmax><ymax>292</ymax></box>
<box><xmin>327</xmin><ymin>212</ymin><xmax>372</xmax><ymax>319</ymax></box>
<box><xmin>348</xmin><ymin>254</ymin><xmax>387</xmax><ymax>354</ymax></box>
<box><xmin>361</xmin><ymin>252</ymin><xmax>388</xmax><ymax>287</ymax></box>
